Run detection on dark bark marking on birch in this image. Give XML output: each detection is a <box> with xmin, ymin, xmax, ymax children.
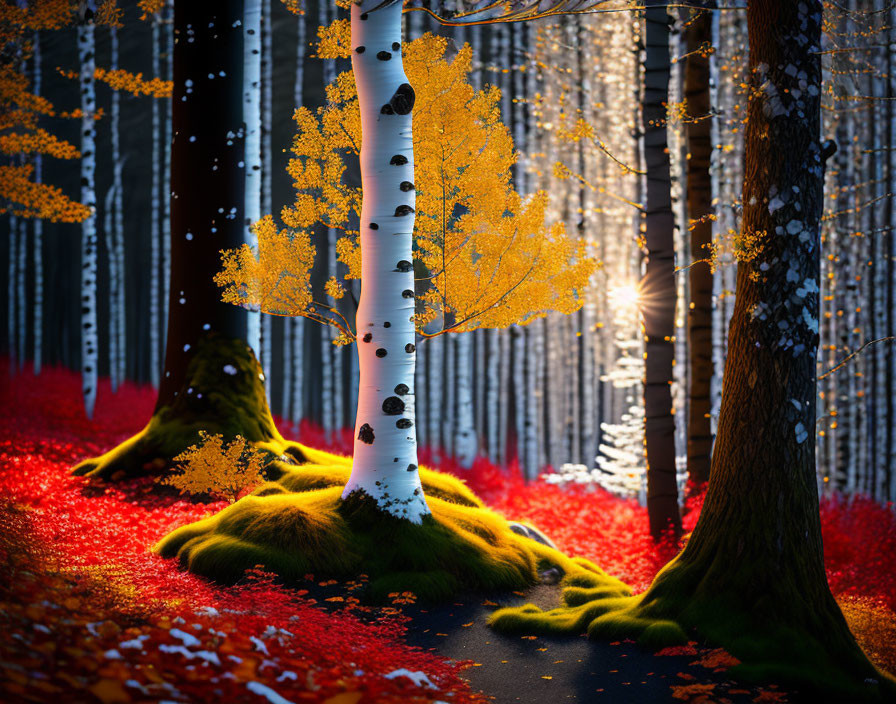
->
<box><xmin>382</xmin><ymin>396</ymin><xmax>405</xmax><ymax>415</ymax></box>
<box><xmin>376</xmin><ymin>51</ymin><xmax>391</xmax><ymax>61</ymax></box>
<box><xmin>389</xmin><ymin>83</ymin><xmax>415</xmax><ymax>115</ymax></box>
<box><xmin>370</xmin><ymin>222</ymin><xmax>379</xmax><ymax>230</ymax></box>
<box><xmin>401</xmin><ymin>289</ymin><xmax>414</xmax><ymax>298</ymax></box>
<box><xmin>396</xmin><ymin>260</ymin><xmax>412</xmax><ymax>272</ymax></box>
<box><xmin>358</xmin><ymin>423</ymin><xmax>375</xmax><ymax>444</ymax></box>
<box><xmin>394</xmin><ymin>204</ymin><xmax>414</xmax><ymax>216</ymax></box>
<box><xmin>376</xmin><ymin>348</ymin><xmax>387</xmax><ymax>357</ymax></box>
<box><xmin>400</xmin><ymin>181</ymin><xmax>415</xmax><ymax>192</ymax></box>
<box><xmin>396</xmin><ymin>419</ymin><xmax>412</xmax><ymax>429</ymax></box>
<box><xmin>394</xmin><ymin>383</ymin><xmax>409</xmax><ymax>395</ymax></box>
<box><xmin>363</xmin><ymin>333</ymin><xmax>372</xmax><ymax>342</ymax></box>
<box><xmin>405</xmin><ymin>343</ymin><xmax>415</xmax><ymax>353</ymax></box>
<box><xmin>390</xmin><ymin>154</ymin><xmax>407</xmax><ymax>165</ymax></box>
<box><xmin>355</xmin><ymin>46</ymin><xmax>365</xmax><ymax>53</ymax></box>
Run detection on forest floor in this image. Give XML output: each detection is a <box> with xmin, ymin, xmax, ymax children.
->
<box><xmin>1</xmin><ymin>361</ymin><xmax>895</xmax><ymax>704</ymax></box>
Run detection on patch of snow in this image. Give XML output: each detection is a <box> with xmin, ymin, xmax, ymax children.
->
<box><xmin>246</xmin><ymin>681</ymin><xmax>294</xmax><ymax>704</ymax></box>
<box><xmin>250</xmin><ymin>635</ymin><xmax>269</xmax><ymax>655</ymax></box>
<box><xmin>384</xmin><ymin>669</ymin><xmax>436</xmax><ymax>689</ymax></box>
<box><xmin>170</xmin><ymin>628</ymin><xmax>201</xmax><ymax>648</ymax></box>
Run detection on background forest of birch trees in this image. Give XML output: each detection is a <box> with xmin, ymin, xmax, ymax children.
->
<box><xmin>3</xmin><ymin>0</ymin><xmax>894</xmax><ymax>504</ymax></box>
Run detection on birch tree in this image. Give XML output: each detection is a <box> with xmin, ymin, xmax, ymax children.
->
<box><xmin>217</xmin><ymin>26</ymin><xmax>597</xmax><ymax>521</ymax></box>
<box><xmin>78</xmin><ymin>5</ymin><xmax>98</xmax><ymax>418</ymax></box>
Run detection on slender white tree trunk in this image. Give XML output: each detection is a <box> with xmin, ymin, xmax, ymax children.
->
<box><xmin>162</xmin><ymin>1</ymin><xmax>173</xmax><ymax>356</ymax></box>
<box><xmin>110</xmin><ymin>27</ymin><xmax>126</xmax><ymax>386</ymax></box>
<box><xmin>245</xmin><ymin>0</ymin><xmax>263</xmax><ymax>364</ymax></box>
<box><xmin>7</xmin><ymin>214</ymin><xmax>16</xmax><ymax>373</ymax></box>
<box><xmin>427</xmin><ymin>331</ymin><xmax>443</xmax><ymax>457</ymax></box>
<box><xmin>444</xmin><ymin>324</ymin><xmax>455</xmax><ymax>457</ymax></box>
<box><xmin>32</xmin><ymin>32</ymin><xmax>43</xmax><ymax>375</ymax></box>
<box><xmin>79</xmin><ymin>20</ymin><xmax>98</xmax><ymax>417</ymax></box>
<box><xmin>343</xmin><ymin>0</ymin><xmax>427</xmax><ymax>522</ymax></box>
<box><xmin>8</xmin><ymin>213</ymin><xmax>17</xmax><ymax>373</ymax></box>
<box><xmin>454</xmin><ymin>333</ymin><xmax>476</xmax><ymax>467</ymax></box>
<box><xmin>289</xmin><ymin>7</ymin><xmax>307</xmax><ymax>431</ymax></box>
<box><xmin>107</xmin><ymin>26</ymin><xmax>121</xmax><ymax>391</ymax></box>
<box><xmin>150</xmin><ymin>15</ymin><xmax>161</xmax><ymax>388</ymax></box>
<box><xmin>319</xmin><ymin>0</ymin><xmax>337</xmax><ymax>440</ymax></box>
<box><xmin>261</xmin><ymin>0</ymin><xmax>273</xmax><ymax>405</ymax></box>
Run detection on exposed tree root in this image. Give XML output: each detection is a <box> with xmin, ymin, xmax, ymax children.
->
<box><xmin>72</xmin><ymin>337</ymin><xmax>309</xmax><ymax>479</ymax></box>
<box><xmin>489</xmin><ymin>549</ymin><xmax>896</xmax><ymax>703</ymax></box>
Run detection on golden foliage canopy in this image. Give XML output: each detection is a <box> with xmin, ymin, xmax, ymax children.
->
<box><xmin>1</xmin><ymin>1</ymin><xmax>168</xmax><ymax>221</ymax></box>
<box><xmin>218</xmin><ymin>30</ymin><xmax>599</xmax><ymax>341</ymax></box>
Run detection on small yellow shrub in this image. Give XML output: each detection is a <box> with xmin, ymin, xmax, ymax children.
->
<box><xmin>161</xmin><ymin>432</ymin><xmax>267</xmax><ymax>502</ymax></box>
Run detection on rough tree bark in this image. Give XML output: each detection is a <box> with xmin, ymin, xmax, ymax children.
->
<box><xmin>341</xmin><ymin>0</ymin><xmax>428</xmax><ymax>522</ymax></box>
<box><xmin>642</xmin><ymin>0</ymin><xmax>680</xmax><ymax>538</ymax></box>
<box><xmin>683</xmin><ymin>2</ymin><xmax>714</xmax><ymax>487</ymax></box>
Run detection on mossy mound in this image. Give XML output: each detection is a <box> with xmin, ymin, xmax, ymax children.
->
<box><xmin>489</xmin><ymin>552</ymin><xmax>896</xmax><ymax>703</ymax></box>
<box><xmin>155</xmin><ymin>464</ymin><xmax>629</xmax><ymax>603</ymax></box>
<box><xmin>73</xmin><ymin>336</ymin><xmax>309</xmax><ymax>480</ymax></box>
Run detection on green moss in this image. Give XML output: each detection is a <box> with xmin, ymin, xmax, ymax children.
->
<box><xmin>73</xmin><ymin>336</ymin><xmax>309</xmax><ymax>479</ymax></box>
<box><xmin>489</xmin><ymin>551</ymin><xmax>896</xmax><ymax>702</ymax></box>
<box><xmin>154</xmin><ymin>462</ymin><xmax>628</xmax><ymax>603</ymax></box>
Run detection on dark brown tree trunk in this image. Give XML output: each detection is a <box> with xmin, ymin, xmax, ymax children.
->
<box><xmin>642</xmin><ymin>1</ymin><xmax>681</xmax><ymax>539</ymax></box>
<box><xmin>74</xmin><ymin>0</ymin><xmax>304</xmax><ymax>480</ymax></box>
<box><xmin>684</xmin><ymin>3</ymin><xmax>714</xmax><ymax>488</ymax></box>
<box><xmin>605</xmin><ymin>1</ymin><xmax>891</xmax><ymax>696</ymax></box>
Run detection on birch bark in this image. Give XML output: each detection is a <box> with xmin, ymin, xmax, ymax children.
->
<box><xmin>79</xmin><ymin>17</ymin><xmax>98</xmax><ymax>418</ymax></box>
<box><xmin>343</xmin><ymin>0</ymin><xmax>428</xmax><ymax>522</ymax></box>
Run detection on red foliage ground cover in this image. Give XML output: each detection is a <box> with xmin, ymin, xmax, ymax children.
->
<box><xmin>2</xmin><ymin>360</ymin><xmax>895</xmax><ymax>702</ymax></box>
<box><xmin>0</xmin><ymin>362</ymin><xmax>487</xmax><ymax>703</ymax></box>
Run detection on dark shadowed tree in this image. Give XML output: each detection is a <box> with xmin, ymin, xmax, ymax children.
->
<box><xmin>492</xmin><ymin>1</ymin><xmax>895</xmax><ymax>698</ymax></box>
<box><xmin>74</xmin><ymin>0</ymin><xmax>306</xmax><ymax>479</ymax></box>
<box><xmin>683</xmin><ymin>1</ymin><xmax>714</xmax><ymax>487</ymax></box>
<box><xmin>641</xmin><ymin>0</ymin><xmax>681</xmax><ymax>538</ymax></box>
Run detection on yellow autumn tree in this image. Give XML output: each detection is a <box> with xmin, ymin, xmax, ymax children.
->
<box><xmin>0</xmin><ymin>0</ymin><xmax>171</xmax><ymax>221</ymax></box>
<box><xmin>216</xmin><ymin>27</ymin><xmax>599</xmax><ymax>339</ymax></box>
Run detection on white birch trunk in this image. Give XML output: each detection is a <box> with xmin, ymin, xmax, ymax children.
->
<box><xmin>8</xmin><ymin>214</ymin><xmax>17</xmax><ymax>372</ymax></box>
<box><xmin>107</xmin><ymin>27</ymin><xmax>120</xmax><ymax>391</ymax></box>
<box><xmin>32</xmin><ymin>32</ymin><xmax>43</xmax><ymax>375</ymax></box>
<box><xmin>428</xmin><ymin>332</ymin><xmax>443</xmax><ymax>456</ymax></box>
<box><xmin>261</xmin><ymin>0</ymin><xmax>273</xmax><ymax>404</ymax></box>
<box><xmin>444</xmin><ymin>324</ymin><xmax>455</xmax><ymax>457</ymax></box>
<box><xmin>454</xmin><ymin>333</ymin><xmax>476</xmax><ymax>467</ymax></box>
<box><xmin>150</xmin><ymin>15</ymin><xmax>161</xmax><ymax>388</ymax></box>
<box><xmin>162</xmin><ymin>1</ymin><xmax>173</xmax><ymax>356</ymax></box>
<box><xmin>889</xmin><ymin>4</ymin><xmax>896</xmax><ymax>503</ymax></box>
<box><xmin>319</xmin><ymin>0</ymin><xmax>337</xmax><ymax>439</ymax></box>
<box><xmin>79</xmin><ymin>20</ymin><xmax>98</xmax><ymax>417</ymax></box>
<box><xmin>289</xmin><ymin>8</ymin><xmax>307</xmax><ymax>431</ymax></box>
<box><xmin>343</xmin><ymin>1</ymin><xmax>427</xmax><ymax>522</ymax></box>
<box><xmin>110</xmin><ymin>27</ymin><xmax>126</xmax><ymax>387</ymax></box>
<box><xmin>16</xmin><ymin>198</ymin><xmax>26</xmax><ymax>369</ymax></box>
<box><xmin>511</xmin><ymin>327</ymin><xmax>524</xmax><ymax>467</ymax></box>
<box><xmin>245</xmin><ymin>0</ymin><xmax>263</xmax><ymax>363</ymax></box>
<box><xmin>292</xmin><ymin>318</ymin><xmax>304</xmax><ymax>430</ymax></box>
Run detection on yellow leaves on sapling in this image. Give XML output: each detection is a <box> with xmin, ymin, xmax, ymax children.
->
<box><xmin>220</xmin><ymin>29</ymin><xmax>598</xmax><ymax>340</ymax></box>
<box><xmin>215</xmin><ymin>214</ymin><xmax>315</xmax><ymax>317</ymax></box>
<box><xmin>160</xmin><ymin>432</ymin><xmax>268</xmax><ymax>503</ymax></box>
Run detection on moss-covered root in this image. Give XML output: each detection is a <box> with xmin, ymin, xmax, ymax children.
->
<box><xmin>72</xmin><ymin>335</ymin><xmax>310</xmax><ymax>480</ymax></box>
<box><xmin>489</xmin><ymin>554</ymin><xmax>896</xmax><ymax>703</ymax></box>
<box><xmin>156</xmin><ymin>482</ymin><xmax>559</xmax><ymax>602</ymax></box>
